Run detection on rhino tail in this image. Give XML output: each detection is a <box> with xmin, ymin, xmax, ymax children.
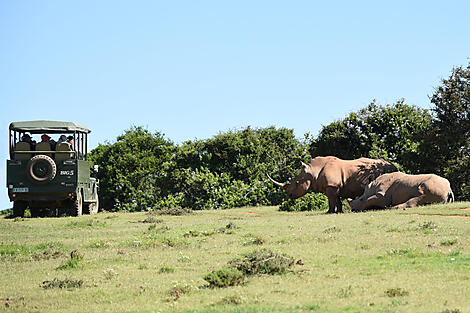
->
<box><xmin>447</xmin><ymin>190</ymin><xmax>455</xmax><ymax>203</ymax></box>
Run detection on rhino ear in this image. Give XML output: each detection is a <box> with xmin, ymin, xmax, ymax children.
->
<box><xmin>300</xmin><ymin>161</ymin><xmax>308</xmax><ymax>169</ymax></box>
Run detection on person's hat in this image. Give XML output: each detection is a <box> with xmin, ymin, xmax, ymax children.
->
<box><xmin>41</xmin><ymin>134</ymin><xmax>51</xmax><ymax>141</ymax></box>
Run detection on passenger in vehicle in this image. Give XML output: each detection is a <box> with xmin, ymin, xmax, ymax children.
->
<box><xmin>20</xmin><ymin>133</ymin><xmax>36</xmax><ymax>149</ymax></box>
<box><xmin>57</xmin><ymin>135</ymin><xmax>68</xmax><ymax>143</ymax></box>
<box><xmin>67</xmin><ymin>136</ymin><xmax>75</xmax><ymax>148</ymax></box>
<box><xmin>41</xmin><ymin>134</ymin><xmax>57</xmax><ymax>150</ymax></box>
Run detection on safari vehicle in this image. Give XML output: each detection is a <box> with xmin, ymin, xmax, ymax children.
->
<box><xmin>7</xmin><ymin>120</ymin><xmax>99</xmax><ymax>217</ymax></box>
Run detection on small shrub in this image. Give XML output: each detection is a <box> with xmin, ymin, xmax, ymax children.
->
<box><xmin>103</xmin><ymin>268</ymin><xmax>118</xmax><ymax>280</ymax></box>
<box><xmin>141</xmin><ymin>216</ymin><xmax>163</xmax><ymax>224</ymax></box>
<box><xmin>31</xmin><ymin>248</ymin><xmax>63</xmax><ymax>261</ymax></box>
<box><xmin>440</xmin><ymin>238</ymin><xmax>458</xmax><ymax>246</ymax></box>
<box><xmin>337</xmin><ymin>285</ymin><xmax>353</xmax><ymax>298</ymax></box>
<box><xmin>178</xmin><ymin>253</ymin><xmax>191</xmax><ymax>263</ymax></box>
<box><xmin>218</xmin><ymin>294</ymin><xmax>247</xmax><ymax>305</ymax></box>
<box><xmin>387</xmin><ymin>248</ymin><xmax>421</xmax><ymax>258</ymax></box>
<box><xmin>203</xmin><ymin>268</ymin><xmax>245</xmax><ymax>288</ymax></box>
<box><xmin>183</xmin><ymin>229</ymin><xmax>216</xmax><ymax>238</ymax></box>
<box><xmin>159</xmin><ymin>266</ymin><xmax>175</xmax><ymax>273</ymax></box>
<box><xmin>161</xmin><ymin>236</ymin><xmax>187</xmax><ymax>248</ymax></box>
<box><xmin>385</xmin><ymin>287</ymin><xmax>409</xmax><ymax>297</ymax></box>
<box><xmin>441</xmin><ymin>309</ymin><xmax>462</xmax><ymax>313</ymax></box>
<box><xmin>419</xmin><ymin>221</ymin><xmax>437</xmax><ymax>232</ymax></box>
<box><xmin>218</xmin><ymin>222</ymin><xmax>239</xmax><ymax>234</ymax></box>
<box><xmin>57</xmin><ymin>250</ymin><xmax>84</xmax><ymax>270</ymax></box>
<box><xmin>229</xmin><ymin>249</ymin><xmax>294</xmax><ymax>275</ymax></box>
<box><xmin>41</xmin><ymin>278</ymin><xmax>83</xmax><ymax>289</ymax></box>
<box><xmin>279</xmin><ymin>192</ymin><xmax>328</xmax><ymax>212</ymax></box>
<box><xmin>138</xmin><ymin>264</ymin><xmax>148</xmax><ymax>270</ymax></box>
<box><xmin>242</xmin><ymin>233</ymin><xmax>265</xmax><ymax>246</ymax></box>
<box><xmin>88</xmin><ymin>240</ymin><xmax>112</xmax><ymax>249</ymax></box>
<box><xmin>147</xmin><ymin>225</ymin><xmax>170</xmax><ymax>234</ymax></box>
<box><xmin>168</xmin><ymin>281</ymin><xmax>195</xmax><ymax>299</ymax></box>
<box><xmin>323</xmin><ymin>226</ymin><xmax>341</xmax><ymax>234</ymax></box>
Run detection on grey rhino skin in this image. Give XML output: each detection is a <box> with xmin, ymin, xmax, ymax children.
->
<box><xmin>349</xmin><ymin>172</ymin><xmax>454</xmax><ymax>211</ymax></box>
<box><xmin>269</xmin><ymin>156</ymin><xmax>397</xmax><ymax>213</ymax></box>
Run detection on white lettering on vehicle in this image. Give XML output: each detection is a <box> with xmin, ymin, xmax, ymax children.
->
<box><xmin>60</xmin><ymin>170</ymin><xmax>74</xmax><ymax>176</ymax></box>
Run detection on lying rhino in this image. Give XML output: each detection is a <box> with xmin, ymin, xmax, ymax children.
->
<box><xmin>349</xmin><ymin>172</ymin><xmax>454</xmax><ymax>211</ymax></box>
<box><xmin>268</xmin><ymin>156</ymin><xmax>397</xmax><ymax>213</ymax></box>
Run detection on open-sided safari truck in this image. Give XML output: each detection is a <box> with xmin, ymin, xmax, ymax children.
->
<box><xmin>7</xmin><ymin>120</ymin><xmax>99</xmax><ymax>217</ymax></box>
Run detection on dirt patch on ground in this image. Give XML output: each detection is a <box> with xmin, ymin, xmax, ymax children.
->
<box><xmin>460</xmin><ymin>208</ymin><xmax>470</xmax><ymax>211</ymax></box>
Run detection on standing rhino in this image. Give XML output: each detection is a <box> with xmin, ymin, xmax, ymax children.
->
<box><xmin>349</xmin><ymin>172</ymin><xmax>454</xmax><ymax>211</ymax></box>
<box><xmin>268</xmin><ymin>156</ymin><xmax>397</xmax><ymax>213</ymax></box>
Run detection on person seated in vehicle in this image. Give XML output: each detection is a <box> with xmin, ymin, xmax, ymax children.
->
<box><xmin>57</xmin><ymin>135</ymin><xmax>68</xmax><ymax>143</ymax></box>
<box><xmin>20</xmin><ymin>133</ymin><xmax>36</xmax><ymax>150</ymax></box>
<box><xmin>66</xmin><ymin>135</ymin><xmax>75</xmax><ymax>148</ymax></box>
<box><xmin>40</xmin><ymin>134</ymin><xmax>57</xmax><ymax>150</ymax></box>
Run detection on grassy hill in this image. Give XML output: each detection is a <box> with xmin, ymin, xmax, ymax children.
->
<box><xmin>1</xmin><ymin>203</ymin><xmax>470</xmax><ymax>313</ymax></box>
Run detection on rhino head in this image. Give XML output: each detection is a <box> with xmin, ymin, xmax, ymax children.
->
<box><xmin>348</xmin><ymin>180</ymin><xmax>383</xmax><ymax>212</ymax></box>
<box><xmin>268</xmin><ymin>161</ymin><xmax>313</xmax><ymax>199</ymax></box>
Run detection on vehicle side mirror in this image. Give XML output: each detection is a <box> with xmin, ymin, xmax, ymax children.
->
<box><xmin>93</xmin><ymin>165</ymin><xmax>99</xmax><ymax>173</ymax></box>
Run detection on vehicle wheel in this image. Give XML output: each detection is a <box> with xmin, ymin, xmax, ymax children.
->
<box><xmin>27</xmin><ymin>155</ymin><xmax>57</xmax><ymax>183</ymax></box>
<box><xmin>89</xmin><ymin>195</ymin><xmax>99</xmax><ymax>215</ymax></box>
<box><xmin>13</xmin><ymin>201</ymin><xmax>27</xmax><ymax>217</ymax></box>
<box><xmin>30</xmin><ymin>207</ymin><xmax>41</xmax><ymax>218</ymax></box>
<box><xmin>68</xmin><ymin>192</ymin><xmax>83</xmax><ymax>216</ymax></box>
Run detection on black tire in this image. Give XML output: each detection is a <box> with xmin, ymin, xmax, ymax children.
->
<box><xmin>68</xmin><ymin>192</ymin><xmax>83</xmax><ymax>217</ymax></box>
<box><xmin>89</xmin><ymin>195</ymin><xmax>99</xmax><ymax>215</ymax></box>
<box><xmin>27</xmin><ymin>155</ymin><xmax>57</xmax><ymax>183</ymax></box>
<box><xmin>13</xmin><ymin>201</ymin><xmax>27</xmax><ymax>217</ymax></box>
<box><xmin>30</xmin><ymin>207</ymin><xmax>42</xmax><ymax>218</ymax></box>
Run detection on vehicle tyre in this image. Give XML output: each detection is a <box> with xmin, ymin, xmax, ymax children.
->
<box><xmin>88</xmin><ymin>195</ymin><xmax>99</xmax><ymax>215</ymax></box>
<box><xmin>30</xmin><ymin>207</ymin><xmax>43</xmax><ymax>218</ymax></box>
<box><xmin>27</xmin><ymin>155</ymin><xmax>57</xmax><ymax>183</ymax></box>
<box><xmin>13</xmin><ymin>201</ymin><xmax>27</xmax><ymax>217</ymax></box>
<box><xmin>69</xmin><ymin>192</ymin><xmax>83</xmax><ymax>217</ymax></box>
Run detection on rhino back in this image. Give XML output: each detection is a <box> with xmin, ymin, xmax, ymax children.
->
<box><xmin>383</xmin><ymin>173</ymin><xmax>451</xmax><ymax>205</ymax></box>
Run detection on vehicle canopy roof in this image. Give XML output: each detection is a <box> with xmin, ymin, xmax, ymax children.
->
<box><xmin>9</xmin><ymin>120</ymin><xmax>91</xmax><ymax>134</ymax></box>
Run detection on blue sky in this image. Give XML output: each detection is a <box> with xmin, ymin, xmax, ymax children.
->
<box><xmin>1</xmin><ymin>1</ymin><xmax>469</xmax><ymax>210</ymax></box>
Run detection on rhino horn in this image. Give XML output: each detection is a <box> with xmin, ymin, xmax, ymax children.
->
<box><xmin>267</xmin><ymin>174</ymin><xmax>287</xmax><ymax>189</ymax></box>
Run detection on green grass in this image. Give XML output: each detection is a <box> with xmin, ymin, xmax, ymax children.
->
<box><xmin>1</xmin><ymin>202</ymin><xmax>470</xmax><ymax>313</ymax></box>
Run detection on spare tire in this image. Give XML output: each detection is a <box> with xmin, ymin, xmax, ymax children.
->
<box><xmin>27</xmin><ymin>155</ymin><xmax>57</xmax><ymax>183</ymax></box>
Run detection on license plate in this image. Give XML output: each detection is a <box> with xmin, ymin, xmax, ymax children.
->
<box><xmin>13</xmin><ymin>187</ymin><xmax>29</xmax><ymax>193</ymax></box>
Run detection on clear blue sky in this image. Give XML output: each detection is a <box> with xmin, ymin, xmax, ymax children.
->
<box><xmin>1</xmin><ymin>1</ymin><xmax>469</xmax><ymax>210</ymax></box>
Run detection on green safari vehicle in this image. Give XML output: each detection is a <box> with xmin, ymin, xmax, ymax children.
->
<box><xmin>7</xmin><ymin>120</ymin><xmax>99</xmax><ymax>217</ymax></box>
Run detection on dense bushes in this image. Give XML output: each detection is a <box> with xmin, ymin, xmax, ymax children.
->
<box><xmin>279</xmin><ymin>193</ymin><xmax>329</xmax><ymax>212</ymax></box>
<box><xmin>90</xmin><ymin>126</ymin><xmax>303</xmax><ymax>211</ymax></box>
<box><xmin>90</xmin><ymin>62</ymin><xmax>470</xmax><ymax>210</ymax></box>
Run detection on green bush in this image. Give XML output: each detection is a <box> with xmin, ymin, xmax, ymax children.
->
<box><xmin>203</xmin><ymin>268</ymin><xmax>246</xmax><ymax>288</ymax></box>
<box><xmin>90</xmin><ymin>126</ymin><xmax>297</xmax><ymax>211</ymax></box>
<box><xmin>229</xmin><ymin>249</ymin><xmax>294</xmax><ymax>275</ymax></box>
<box><xmin>155</xmin><ymin>167</ymin><xmax>281</xmax><ymax>210</ymax></box>
<box><xmin>279</xmin><ymin>192</ymin><xmax>329</xmax><ymax>212</ymax></box>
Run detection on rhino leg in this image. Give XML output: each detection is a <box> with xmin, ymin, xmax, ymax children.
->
<box><xmin>325</xmin><ymin>187</ymin><xmax>341</xmax><ymax>214</ymax></box>
<box><xmin>393</xmin><ymin>195</ymin><xmax>427</xmax><ymax>210</ymax></box>
<box><xmin>362</xmin><ymin>194</ymin><xmax>386</xmax><ymax>210</ymax></box>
